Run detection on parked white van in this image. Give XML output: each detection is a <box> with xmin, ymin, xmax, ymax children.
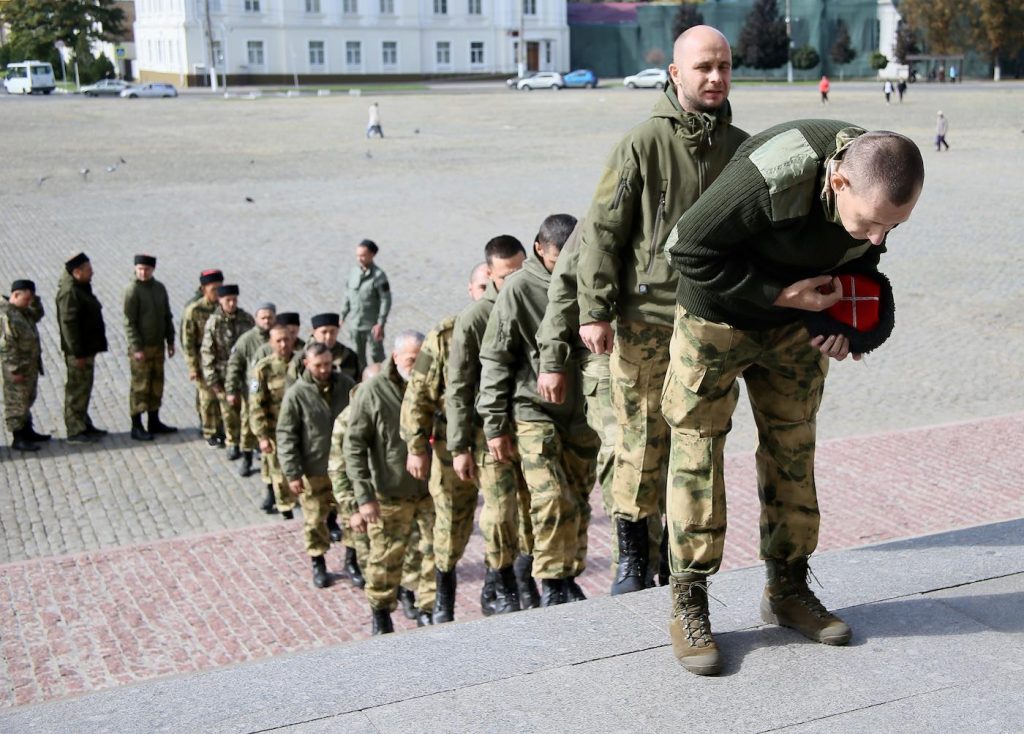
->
<box><xmin>4</xmin><ymin>61</ymin><xmax>57</xmax><ymax>94</ymax></box>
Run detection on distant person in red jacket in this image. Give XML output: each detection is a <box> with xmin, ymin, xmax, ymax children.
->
<box><xmin>818</xmin><ymin>75</ymin><xmax>830</xmax><ymax>104</ymax></box>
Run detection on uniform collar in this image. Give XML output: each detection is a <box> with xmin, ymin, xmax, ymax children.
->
<box><xmin>819</xmin><ymin>127</ymin><xmax>865</xmax><ymax>227</ymax></box>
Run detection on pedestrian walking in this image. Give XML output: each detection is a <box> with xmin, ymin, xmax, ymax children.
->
<box><xmin>818</xmin><ymin>75</ymin><xmax>830</xmax><ymax>104</ymax></box>
<box><xmin>367</xmin><ymin>102</ymin><xmax>384</xmax><ymax>138</ymax></box>
<box><xmin>936</xmin><ymin>111</ymin><xmax>950</xmax><ymax>151</ymax></box>
<box><xmin>897</xmin><ymin>79</ymin><xmax>907</xmax><ymax>102</ymax></box>
<box><xmin>883</xmin><ymin>79</ymin><xmax>894</xmax><ymax>104</ymax></box>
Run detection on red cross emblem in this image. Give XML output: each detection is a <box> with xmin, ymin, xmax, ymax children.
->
<box><xmin>824</xmin><ymin>274</ymin><xmax>881</xmax><ymax>332</ymax></box>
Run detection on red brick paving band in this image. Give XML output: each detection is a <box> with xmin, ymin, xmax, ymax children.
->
<box><xmin>2</xmin><ymin>413</ymin><xmax>1022</xmax><ymax>708</ymax></box>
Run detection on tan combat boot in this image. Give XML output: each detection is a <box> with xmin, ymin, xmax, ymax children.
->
<box><xmin>761</xmin><ymin>558</ymin><xmax>852</xmax><ymax>645</ymax></box>
<box><xmin>669</xmin><ymin>573</ymin><xmax>721</xmax><ymax>676</ymax></box>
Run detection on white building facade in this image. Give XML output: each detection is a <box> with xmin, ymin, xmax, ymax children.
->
<box><xmin>133</xmin><ymin>0</ymin><xmax>568</xmax><ymax>85</ymax></box>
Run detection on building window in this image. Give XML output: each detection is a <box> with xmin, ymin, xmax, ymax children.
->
<box><xmin>470</xmin><ymin>41</ymin><xmax>484</xmax><ymax>65</ymax></box>
<box><xmin>433</xmin><ymin>0</ymin><xmax>447</xmax><ymax>15</ymax></box>
<box><xmin>346</xmin><ymin>41</ymin><xmax>362</xmax><ymax>67</ymax></box>
<box><xmin>380</xmin><ymin>0</ymin><xmax>394</xmax><ymax>13</ymax></box>
<box><xmin>522</xmin><ymin>0</ymin><xmax>535</xmax><ymax>16</ymax></box>
<box><xmin>343</xmin><ymin>0</ymin><xmax>358</xmax><ymax>14</ymax></box>
<box><xmin>244</xmin><ymin>0</ymin><xmax>260</xmax><ymax>12</ymax></box>
<box><xmin>544</xmin><ymin>40</ymin><xmax>551</xmax><ymax>64</ymax></box>
<box><xmin>436</xmin><ymin>41</ymin><xmax>451</xmax><ymax>66</ymax></box>
<box><xmin>247</xmin><ymin>40</ymin><xmax>264</xmax><ymax>66</ymax></box>
<box><xmin>382</xmin><ymin>41</ymin><xmax>397</xmax><ymax>67</ymax></box>
<box><xmin>467</xmin><ymin>0</ymin><xmax>481</xmax><ymax>14</ymax></box>
<box><xmin>309</xmin><ymin>40</ymin><xmax>325</xmax><ymax>67</ymax></box>
<box><xmin>305</xmin><ymin>0</ymin><xmax>320</xmax><ymax>12</ymax></box>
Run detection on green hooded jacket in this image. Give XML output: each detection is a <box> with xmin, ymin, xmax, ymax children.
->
<box><xmin>123</xmin><ymin>277</ymin><xmax>174</xmax><ymax>352</ymax></box>
<box><xmin>577</xmin><ymin>87</ymin><xmax>748</xmax><ymax>328</ymax></box>
<box><xmin>225</xmin><ymin>325</ymin><xmax>270</xmax><ymax>396</ymax></box>
<box><xmin>276</xmin><ymin>367</ymin><xmax>355</xmax><ymax>480</ymax></box>
<box><xmin>55</xmin><ymin>271</ymin><xmax>108</xmax><ymax>358</ymax></box>
<box><xmin>444</xmin><ymin>280</ymin><xmax>499</xmax><ymax>454</ymax></box>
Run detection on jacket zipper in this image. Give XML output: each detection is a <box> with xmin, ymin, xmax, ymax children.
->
<box><xmin>646</xmin><ymin>190</ymin><xmax>666</xmax><ymax>274</ymax></box>
<box><xmin>611</xmin><ymin>172</ymin><xmax>629</xmax><ymax>211</ymax></box>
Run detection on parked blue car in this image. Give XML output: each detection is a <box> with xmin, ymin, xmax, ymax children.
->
<box><xmin>562</xmin><ymin>69</ymin><xmax>599</xmax><ymax>89</ymax></box>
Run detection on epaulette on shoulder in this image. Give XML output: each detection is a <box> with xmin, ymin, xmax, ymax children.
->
<box><xmin>748</xmin><ymin>128</ymin><xmax>820</xmax><ymax>223</ymax></box>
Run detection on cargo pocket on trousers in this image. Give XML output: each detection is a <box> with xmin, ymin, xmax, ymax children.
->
<box><xmin>610</xmin><ymin>351</ymin><xmax>641</xmax><ymax>389</ymax></box>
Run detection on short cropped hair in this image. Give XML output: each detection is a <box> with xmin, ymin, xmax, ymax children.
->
<box><xmin>843</xmin><ymin>131</ymin><xmax>924</xmax><ymax>206</ymax></box>
<box><xmin>358</xmin><ymin>239</ymin><xmax>379</xmax><ymax>255</ymax></box>
<box><xmin>484</xmin><ymin>235</ymin><xmax>526</xmax><ymax>265</ymax></box>
<box><xmin>305</xmin><ymin>341</ymin><xmax>331</xmax><ymax>359</ymax></box>
<box><xmin>393</xmin><ymin>329</ymin><xmax>425</xmax><ymax>353</ymax></box>
<box><xmin>535</xmin><ymin>213</ymin><xmax>578</xmax><ymax>252</ymax></box>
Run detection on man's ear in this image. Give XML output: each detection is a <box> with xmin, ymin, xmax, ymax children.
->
<box><xmin>830</xmin><ymin>169</ymin><xmax>850</xmax><ymax>193</ymax></box>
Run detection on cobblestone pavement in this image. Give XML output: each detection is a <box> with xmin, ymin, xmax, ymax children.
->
<box><xmin>2</xmin><ymin>412</ymin><xmax>1022</xmax><ymax>709</ymax></box>
<box><xmin>0</xmin><ymin>81</ymin><xmax>1022</xmax><ymax>707</ymax></box>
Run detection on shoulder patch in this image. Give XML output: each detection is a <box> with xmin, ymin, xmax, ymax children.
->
<box><xmin>749</xmin><ymin>128</ymin><xmax>819</xmax><ymax>223</ymax></box>
<box><xmin>249</xmin><ymin>377</ymin><xmax>260</xmax><ymax>394</ymax></box>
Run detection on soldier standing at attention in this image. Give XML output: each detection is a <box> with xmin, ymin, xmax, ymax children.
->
<box><xmin>345</xmin><ymin>331</ymin><xmax>435</xmax><ymax>634</ymax></box>
<box><xmin>479</xmin><ymin>214</ymin><xmax>599</xmax><ymax>606</ymax></box>
<box><xmin>202</xmin><ymin>284</ymin><xmax>255</xmax><ymax>461</ymax></box>
<box><xmin>1</xmin><ymin>280</ymin><xmax>48</xmax><ymax>451</ymax></box>
<box><xmin>308</xmin><ymin>312</ymin><xmax>359</xmax><ymax>384</ymax></box>
<box><xmin>226</xmin><ymin>301</ymin><xmax>276</xmax><ymax>477</ymax></box>
<box><xmin>122</xmin><ymin>254</ymin><xmax>177</xmax><ymax>442</ymax></box>
<box><xmin>250</xmin><ymin>317</ymin><xmax>301</xmax><ymax>518</ymax></box>
<box><xmin>399</xmin><ymin>267</ymin><xmax>488</xmax><ymax>624</ymax></box>
<box><xmin>340</xmin><ymin>239</ymin><xmax>391</xmax><ymax>373</ymax></box>
<box><xmin>576</xmin><ymin>26</ymin><xmax>748</xmax><ymax>595</ymax></box>
<box><xmin>56</xmin><ymin>252</ymin><xmax>109</xmax><ymax>444</ymax></box>
<box><xmin>182</xmin><ymin>270</ymin><xmax>225</xmax><ymax>447</ymax></box>
<box><xmin>661</xmin><ymin>123</ymin><xmax>924</xmax><ymax>675</ymax></box>
<box><xmin>446</xmin><ymin>236</ymin><xmax>535</xmax><ymax>614</ymax></box>
<box><xmin>277</xmin><ymin>342</ymin><xmax>355</xmax><ymax>588</ymax></box>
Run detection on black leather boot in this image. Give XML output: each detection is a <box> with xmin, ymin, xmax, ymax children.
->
<box><xmin>433</xmin><ymin>568</ymin><xmax>457</xmax><ymax>623</ymax></box>
<box><xmin>398</xmin><ymin>586</ymin><xmax>418</xmax><ymax>620</ymax></box>
<box><xmin>238</xmin><ymin>450</ymin><xmax>254</xmax><ymax>477</ymax></box>
<box><xmin>130</xmin><ymin>414</ymin><xmax>153</xmax><ymax>442</ymax></box>
<box><xmin>326</xmin><ymin>510</ymin><xmax>343</xmax><ymax>543</ymax></box>
<box><xmin>344</xmin><ymin>546</ymin><xmax>365</xmax><ymax>588</ymax></box>
<box><xmin>260</xmin><ymin>485</ymin><xmax>277</xmax><ymax>514</ymax></box>
<box><xmin>416</xmin><ymin>609</ymin><xmax>434</xmax><ymax>627</ymax></box>
<box><xmin>371</xmin><ymin>607</ymin><xmax>394</xmax><ymax>635</ymax></box>
<box><xmin>568</xmin><ymin>577</ymin><xmax>587</xmax><ymax>602</ymax></box>
<box><xmin>611</xmin><ymin>517</ymin><xmax>648</xmax><ymax>596</ymax></box>
<box><xmin>311</xmin><ymin>555</ymin><xmax>331</xmax><ymax>588</ymax></box>
<box><xmin>513</xmin><ymin>554</ymin><xmax>541</xmax><ymax>609</ymax></box>
<box><xmin>541</xmin><ymin>578</ymin><xmax>570</xmax><ymax>607</ymax></box>
<box><xmin>147</xmin><ymin>410</ymin><xmax>177</xmax><ymax>434</ymax></box>
<box><xmin>23</xmin><ymin>418</ymin><xmax>51</xmax><ymax>442</ymax></box>
<box><xmin>492</xmin><ymin>566</ymin><xmax>521</xmax><ymax>614</ymax></box>
<box><xmin>12</xmin><ymin>428</ymin><xmax>40</xmax><ymax>452</ymax></box>
<box><xmin>480</xmin><ymin>568</ymin><xmax>497</xmax><ymax>616</ymax></box>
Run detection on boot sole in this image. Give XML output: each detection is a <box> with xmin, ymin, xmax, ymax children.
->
<box><xmin>677</xmin><ymin>657</ymin><xmax>722</xmax><ymax>676</ymax></box>
<box><xmin>760</xmin><ymin>597</ymin><xmax>852</xmax><ymax>646</ymax></box>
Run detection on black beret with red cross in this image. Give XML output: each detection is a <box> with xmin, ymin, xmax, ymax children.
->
<box><xmin>803</xmin><ymin>271</ymin><xmax>895</xmax><ymax>354</ymax></box>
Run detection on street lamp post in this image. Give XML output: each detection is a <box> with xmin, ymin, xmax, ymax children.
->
<box><xmin>785</xmin><ymin>0</ymin><xmax>793</xmax><ymax>83</ymax></box>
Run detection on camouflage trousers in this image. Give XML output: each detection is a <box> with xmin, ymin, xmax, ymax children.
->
<box><xmin>237</xmin><ymin>395</ymin><xmax>257</xmax><ymax>451</ymax></box>
<box><xmin>129</xmin><ymin>346</ymin><xmax>165</xmax><ymax>415</ymax></box>
<box><xmin>584</xmin><ymin>355</ymin><xmax>665</xmax><ymax>580</ymax></box>
<box><xmin>516</xmin><ymin>420</ymin><xmax>599</xmax><ymax>580</ymax></box>
<box><xmin>365</xmin><ymin>494</ymin><xmax>436</xmax><ymax>612</ymax></box>
<box><xmin>298</xmin><ymin>474</ymin><xmax>338</xmax><ymax>557</ymax></box>
<box><xmin>263</xmin><ymin>449</ymin><xmax>298</xmax><ymax>513</ymax></box>
<box><xmin>194</xmin><ymin>378</ymin><xmax>223</xmax><ymax>439</ymax></box>
<box><xmin>662</xmin><ymin>306</ymin><xmax>828</xmax><ymax>575</ymax></box>
<box><xmin>429</xmin><ymin>437</ymin><xmax>480</xmax><ymax>572</ymax></box>
<box><xmin>214</xmin><ymin>392</ymin><xmax>242</xmax><ymax>447</ymax></box>
<box><xmin>400</xmin><ymin>525</ymin><xmax>423</xmax><ymax>592</ymax></box>
<box><xmin>351</xmin><ymin>329</ymin><xmax>386</xmax><ymax>375</ymax></box>
<box><xmin>2</xmin><ymin>367</ymin><xmax>38</xmax><ymax>433</ymax></box>
<box><xmin>64</xmin><ymin>355</ymin><xmax>96</xmax><ymax>436</ymax></box>
<box><xmin>475</xmin><ymin>426</ymin><xmax>534</xmax><ymax>571</ymax></box>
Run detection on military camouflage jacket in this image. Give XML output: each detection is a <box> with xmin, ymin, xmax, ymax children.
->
<box><xmin>55</xmin><ymin>271</ymin><xmax>108</xmax><ymax>358</ymax></box>
<box><xmin>327</xmin><ymin>388</ymin><xmax>360</xmax><ymax>517</ymax></box>
<box><xmin>252</xmin><ymin>336</ymin><xmax>306</xmax><ymax>366</ymax></box>
<box><xmin>249</xmin><ymin>352</ymin><xmax>299</xmax><ymax>444</ymax></box>
<box><xmin>577</xmin><ymin>88</ymin><xmax>748</xmax><ymax>328</ymax></box>
<box><xmin>479</xmin><ymin>252</ymin><xmax>588</xmax><ymax>439</ymax></box>
<box><xmin>340</xmin><ymin>263</ymin><xmax>391</xmax><ymax>331</ymax></box>
<box><xmin>399</xmin><ymin>315</ymin><xmax>455</xmax><ymax>456</ymax></box>
<box><xmin>0</xmin><ymin>297</ymin><xmax>43</xmax><ymax>377</ymax></box>
<box><xmin>344</xmin><ymin>358</ymin><xmax>428</xmax><ymax>505</ymax></box>
<box><xmin>445</xmin><ymin>280</ymin><xmax>498</xmax><ymax>454</ymax></box>
<box><xmin>123</xmin><ymin>277</ymin><xmax>174</xmax><ymax>352</ymax></box>
<box><xmin>181</xmin><ymin>298</ymin><xmax>217</xmax><ymax>375</ymax></box>
<box><xmin>201</xmin><ymin>307</ymin><xmax>255</xmax><ymax>389</ymax></box>
<box><xmin>226</xmin><ymin>326</ymin><xmax>270</xmax><ymax>396</ymax></box>
<box><xmin>277</xmin><ymin>368</ymin><xmax>355</xmax><ymax>480</ymax></box>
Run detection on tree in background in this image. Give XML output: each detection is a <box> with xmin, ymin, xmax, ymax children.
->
<box><xmin>791</xmin><ymin>44</ymin><xmax>820</xmax><ymax>71</ymax></box>
<box><xmin>969</xmin><ymin>0</ymin><xmax>1024</xmax><ymax>80</ymax></box>
<box><xmin>869</xmin><ymin>52</ymin><xmax>889</xmax><ymax>71</ymax></box>
<box><xmin>894</xmin><ymin>21</ymin><xmax>921</xmax><ymax>64</ymax></box>
<box><xmin>672</xmin><ymin>1</ymin><xmax>705</xmax><ymax>41</ymax></box>
<box><xmin>1</xmin><ymin>0</ymin><xmax>124</xmax><ymax>58</ymax></box>
<box><xmin>736</xmin><ymin>0</ymin><xmax>789</xmax><ymax>70</ymax></box>
<box><xmin>897</xmin><ymin>0</ymin><xmax>966</xmax><ymax>56</ymax></box>
<box><xmin>829</xmin><ymin>19</ymin><xmax>857</xmax><ymax>68</ymax></box>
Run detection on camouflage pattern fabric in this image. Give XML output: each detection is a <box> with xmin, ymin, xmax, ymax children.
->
<box><xmin>262</xmin><ymin>449</ymin><xmax>297</xmax><ymax>513</ymax></box>
<box><xmin>214</xmin><ymin>393</ymin><xmax>242</xmax><ymax>447</ymax></box>
<box><xmin>200</xmin><ymin>308</ymin><xmax>255</xmax><ymax>390</ymax></box>
<box><xmin>250</xmin><ymin>354</ymin><xmax>299</xmax><ymax>512</ymax></box>
<box><xmin>351</xmin><ymin>329</ymin><xmax>386</xmax><ymax>374</ymax></box>
<box><xmin>473</xmin><ymin>425</ymin><xmax>532</xmax><ymax>570</ymax></box>
<box><xmin>64</xmin><ymin>355</ymin><xmax>95</xmax><ymax>436</ymax></box>
<box><xmin>0</xmin><ymin>298</ymin><xmax>42</xmax><ymax>432</ymax></box>
<box><xmin>181</xmin><ymin>298</ymin><xmax>222</xmax><ymax>437</ymax></box>
<box><xmin>128</xmin><ymin>345</ymin><xmax>165</xmax><ymax>415</ymax></box>
<box><xmin>429</xmin><ymin>437</ymin><xmax>479</xmax><ymax>572</ymax></box>
<box><xmin>515</xmin><ymin>420</ymin><xmax>599</xmax><ymax>580</ymax></box>
<box><xmin>327</xmin><ymin>399</ymin><xmax>368</xmax><ymax>557</ymax></box>
<box><xmin>662</xmin><ymin>305</ymin><xmax>828</xmax><ymax>575</ymax></box>
<box><xmin>298</xmin><ymin>474</ymin><xmax>338</xmax><ymax>557</ymax></box>
<box><xmin>197</xmin><ymin>382</ymin><xmax>222</xmax><ymax>439</ymax></box>
<box><xmin>365</xmin><ymin>494</ymin><xmax>436</xmax><ymax>612</ymax></box>
<box><xmin>400</xmin><ymin>524</ymin><xmax>423</xmax><ymax>593</ymax></box>
<box><xmin>581</xmin><ymin>355</ymin><xmax>614</xmax><ymax>515</ymax></box>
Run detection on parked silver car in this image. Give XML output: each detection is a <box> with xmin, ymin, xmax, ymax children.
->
<box><xmin>120</xmin><ymin>83</ymin><xmax>178</xmax><ymax>99</ymax></box>
<box><xmin>81</xmin><ymin>79</ymin><xmax>130</xmax><ymax>97</ymax></box>
<box><xmin>517</xmin><ymin>72</ymin><xmax>565</xmax><ymax>91</ymax></box>
<box><xmin>623</xmin><ymin>68</ymin><xmax>668</xmax><ymax>90</ymax></box>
